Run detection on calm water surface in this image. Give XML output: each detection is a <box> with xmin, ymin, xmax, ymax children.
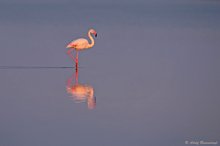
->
<box><xmin>0</xmin><ymin>0</ymin><xmax>220</xmax><ymax>146</ymax></box>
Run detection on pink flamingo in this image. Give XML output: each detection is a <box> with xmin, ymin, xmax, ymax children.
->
<box><xmin>66</xmin><ymin>29</ymin><xmax>97</xmax><ymax>69</ymax></box>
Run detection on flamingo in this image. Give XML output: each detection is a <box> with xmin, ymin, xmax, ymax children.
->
<box><xmin>66</xmin><ymin>28</ymin><xmax>97</xmax><ymax>69</ymax></box>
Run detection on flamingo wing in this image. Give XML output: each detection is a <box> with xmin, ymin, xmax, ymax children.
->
<box><xmin>67</xmin><ymin>38</ymin><xmax>89</xmax><ymax>49</ymax></box>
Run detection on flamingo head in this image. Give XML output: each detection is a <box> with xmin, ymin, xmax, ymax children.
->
<box><xmin>89</xmin><ymin>29</ymin><xmax>97</xmax><ymax>37</ymax></box>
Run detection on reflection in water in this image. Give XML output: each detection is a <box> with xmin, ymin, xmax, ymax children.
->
<box><xmin>66</xmin><ymin>70</ymin><xmax>96</xmax><ymax>109</ymax></box>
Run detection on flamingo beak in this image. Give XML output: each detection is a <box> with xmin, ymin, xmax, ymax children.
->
<box><xmin>95</xmin><ymin>33</ymin><xmax>97</xmax><ymax>37</ymax></box>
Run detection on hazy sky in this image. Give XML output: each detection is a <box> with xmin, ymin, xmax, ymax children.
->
<box><xmin>0</xmin><ymin>0</ymin><xmax>219</xmax><ymax>28</ymax></box>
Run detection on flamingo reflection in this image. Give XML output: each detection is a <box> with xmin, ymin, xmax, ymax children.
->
<box><xmin>66</xmin><ymin>69</ymin><xmax>96</xmax><ymax>109</ymax></box>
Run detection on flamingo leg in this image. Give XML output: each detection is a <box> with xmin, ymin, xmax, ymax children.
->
<box><xmin>75</xmin><ymin>51</ymin><xmax>79</xmax><ymax>70</ymax></box>
<box><xmin>67</xmin><ymin>49</ymin><xmax>77</xmax><ymax>63</ymax></box>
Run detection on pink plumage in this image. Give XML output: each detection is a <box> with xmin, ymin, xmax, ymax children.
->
<box><xmin>66</xmin><ymin>28</ymin><xmax>97</xmax><ymax>69</ymax></box>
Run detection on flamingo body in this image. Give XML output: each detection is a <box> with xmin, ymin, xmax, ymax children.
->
<box><xmin>67</xmin><ymin>38</ymin><xmax>90</xmax><ymax>50</ymax></box>
<box><xmin>66</xmin><ymin>28</ymin><xmax>97</xmax><ymax>69</ymax></box>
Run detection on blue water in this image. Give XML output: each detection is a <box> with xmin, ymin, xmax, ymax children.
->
<box><xmin>0</xmin><ymin>1</ymin><xmax>220</xmax><ymax>146</ymax></box>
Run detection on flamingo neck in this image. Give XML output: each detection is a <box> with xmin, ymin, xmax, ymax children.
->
<box><xmin>87</xmin><ymin>31</ymin><xmax>95</xmax><ymax>48</ymax></box>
